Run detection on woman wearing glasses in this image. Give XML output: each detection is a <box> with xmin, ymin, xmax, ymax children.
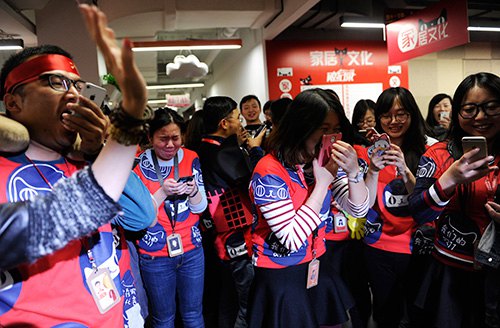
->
<box><xmin>352</xmin><ymin>99</ymin><xmax>376</xmax><ymax>132</ymax></box>
<box><xmin>410</xmin><ymin>72</ymin><xmax>500</xmax><ymax>328</ymax></box>
<box><xmin>360</xmin><ymin>87</ymin><xmax>436</xmax><ymax>328</ymax></box>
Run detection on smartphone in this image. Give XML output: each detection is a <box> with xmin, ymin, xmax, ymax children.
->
<box><xmin>81</xmin><ymin>82</ymin><xmax>107</xmax><ymax>108</ymax></box>
<box><xmin>253</xmin><ymin>124</ymin><xmax>266</xmax><ymax>137</ymax></box>
<box><xmin>317</xmin><ymin>133</ymin><xmax>342</xmax><ymax>167</ymax></box>
<box><xmin>462</xmin><ymin>136</ymin><xmax>488</xmax><ymax>163</ymax></box>
<box><xmin>439</xmin><ymin>111</ymin><xmax>450</xmax><ymax>120</ymax></box>
<box><xmin>177</xmin><ymin>176</ymin><xmax>194</xmax><ymax>184</ymax></box>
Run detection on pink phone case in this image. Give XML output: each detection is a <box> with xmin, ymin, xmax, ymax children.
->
<box><xmin>317</xmin><ymin>133</ymin><xmax>342</xmax><ymax>166</ymax></box>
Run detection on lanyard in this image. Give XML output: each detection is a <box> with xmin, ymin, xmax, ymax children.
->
<box><xmin>485</xmin><ymin>167</ymin><xmax>499</xmax><ymax>202</ymax></box>
<box><xmin>25</xmin><ymin>155</ymin><xmax>54</xmax><ymax>189</ymax></box>
<box><xmin>152</xmin><ymin>150</ymin><xmax>180</xmax><ymax>232</ymax></box>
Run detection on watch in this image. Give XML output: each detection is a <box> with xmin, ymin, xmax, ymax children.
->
<box><xmin>347</xmin><ymin>170</ymin><xmax>364</xmax><ymax>183</ymax></box>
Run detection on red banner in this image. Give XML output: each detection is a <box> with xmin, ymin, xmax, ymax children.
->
<box><xmin>266</xmin><ymin>40</ymin><xmax>408</xmax><ymax>118</ymax></box>
<box><xmin>386</xmin><ymin>0</ymin><xmax>469</xmax><ymax>65</ymax></box>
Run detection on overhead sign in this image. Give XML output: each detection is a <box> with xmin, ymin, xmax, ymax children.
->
<box><xmin>386</xmin><ymin>0</ymin><xmax>469</xmax><ymax>64</ymax></box>
<box><xmin>266</xmin><ymin>40</ymin><xmax>408</xmax><ymax>118</ymax></box>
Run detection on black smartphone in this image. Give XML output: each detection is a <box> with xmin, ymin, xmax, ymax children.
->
<box><xmin>177</xmin><ymin>176</ymin><xmax>194</xmax><ymax>183</ymax></box>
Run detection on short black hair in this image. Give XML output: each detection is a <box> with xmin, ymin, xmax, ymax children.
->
<box><xmin>239</xmin><ymin>95</ymin><xmax>261</xmax><ymax>110</ymax></box>
<box><xmin>149</xmin><ymin>107</ymin><xmax>185</xmax><ymax>138</ymax></box>
<box><xmin>203</xmin><ymin>96</ymin><xmax>238</xmax><ymax>134</ymax></box>
<box><xmin>0</xmin><ymin>45</ymin><xmax>73</xmax><ymax>98</ymax></box>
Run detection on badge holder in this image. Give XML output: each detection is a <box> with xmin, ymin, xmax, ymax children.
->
<box><xmin>334</xmin><ymin>212</ymin><xmax>348</xmax><ymax>233</ymax></box>
<box><xmin>306</xmin><ymin>233</ymin><xmax>320</xmax><ymax>289</ymax></box>
<box><xmin>167</xmin><ymin>232</ymin><xmax>184</xmax><ymax>257</ymax></box>
<box><xmin>85</xmin><ymin>248</ymin><xmax>120</xmax><ymax>313</ymax></box>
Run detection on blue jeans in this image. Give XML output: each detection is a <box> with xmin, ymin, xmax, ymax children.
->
<box><xmin>140</xmin><ymin>247</ymin><xmax>205</xmax><ymax>328</ymax></box>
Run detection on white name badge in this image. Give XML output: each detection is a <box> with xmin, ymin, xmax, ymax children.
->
<box><xmin>167</xmin><ymin>233</ymin><xmax>184</xmax><ymax>257</ymax></box>
<box><xmin>334</xmin><ymin>213</ymin><xmax>348</xmax><ymax>233</ymax></box>
<box><xmin>87</xmin><ymin>267</ymin><xmax>121</xmax><ymax>314</ymax></box>
<box><xmin>306</xmin><ymin>258</ymin><xmax>320</xmax><ymax>289</ymax></box>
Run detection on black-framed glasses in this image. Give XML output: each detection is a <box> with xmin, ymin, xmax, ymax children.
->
<box><xmin>39</xmin><ymin>74</ymin><xmax>86</xmax><ymax>92</ymax></box>
<box><xmin>459</xmin><ymin>100</ymin><xmax>500</xmax><ymax>119</ymax></box>
<box><xmin>357</xmin><ymin>118</ymin><xmax>376</xmax><ymax>127</ymax></box>
<box><xmin>379</xmin><ymin>111</ymin><xmax>410</xmax><ymax>123</ymax></box>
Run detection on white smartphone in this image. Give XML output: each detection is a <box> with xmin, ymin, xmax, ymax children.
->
<box><xmin>81</xmin><ymin>82</ymin><xmax>107</xmax><ymax>108</ymax></box>
<box><xmin>462</xmin><ymin>136</ymin><xmax>488</xmax><ymax>162</ymax></box>
<box><xmin>439</xmin><ymin>111</ymin><xmax>450</xmax><ymax>120</ymax></box>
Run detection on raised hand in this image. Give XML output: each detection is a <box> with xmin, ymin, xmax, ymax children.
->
<box><xmin>78</xmin><ymin>4</ymin><xmax>147</xmax><ymax>118</ymax></box>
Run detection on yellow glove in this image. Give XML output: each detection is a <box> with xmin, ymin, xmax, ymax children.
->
<box><xmin>347</xmin><ymin>215</ymin><xmax>367</xmax><ymax>240</ymax></box>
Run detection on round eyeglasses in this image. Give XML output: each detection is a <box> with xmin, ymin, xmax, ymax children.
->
<box><xmin>459</xmin><ymin>100</ymin><xmax>500</xmax><ymax>119</ymax></box>
<box><xmin>39</xmin><ymin>74</ymin><xmax>86</xmax><ymax>93</ymax></box>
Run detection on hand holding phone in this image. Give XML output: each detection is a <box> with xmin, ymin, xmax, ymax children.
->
<box><xmin>439</xmin><ymin>111</ymin><xmax>450</xmax><ymax>121</ymax></box>
<box><xmin>317</xmin><ymin>133</ymin><xmax>342</xmax><ymax>167</ymax></box>
<box><xmin>177</xmin><ymin>176</ymin><xmax>194</xmax><ymax>184</ymax></box>
<box><xmin>81</xmin><ymin>82</ymin><xmax>107</xmax><ymax>108</ymax></box>
<box><xmin>462</xmin><ymin>136</ymin><xmax>488</xmax><ymax>163</ymax></box>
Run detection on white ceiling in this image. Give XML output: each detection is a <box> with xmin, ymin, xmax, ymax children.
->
<box><xmin>2</xmin><ymin>0</ymin><xmax>500</xmax><ymax>100</ymax></box>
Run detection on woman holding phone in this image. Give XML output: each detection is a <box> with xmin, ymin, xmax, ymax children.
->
<box><xmin>410</xmin><ymin>72</ymin><xmax>500</xmax><ymax>328</ymax></box>
<box><xmin>360</xmin><ymin>87</ymin><xmax>436</xmax><ymax>328</ymax></box>
<box><xmin>248</xmin><ymin>88</ymin><xmax>369</xmax><ymax>327</ymax></box>
<box><xmin>425</xmin><ymin>93</ymin><xmax>453</xmax><ymax>141</ymax></box>
<box><xmin>132</xmin><ymin>107</ymin><xmax>208</xmax><ymax>328</ymax></box>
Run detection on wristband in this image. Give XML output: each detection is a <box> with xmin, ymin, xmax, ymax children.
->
<box><xmin>189</xmin><ymin>186</ymin><xmax>199</xmax><ymax>198</ymax></box>
<box><xmin>348</xmin><ymin>170</ymin><xmax>364</xmax><ymax>183</ymax></box>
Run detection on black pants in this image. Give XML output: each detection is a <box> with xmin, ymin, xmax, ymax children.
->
<box><xmin>364</xmin><ymin>245</ymin><xmax>410</xmax><ymax>328</ymax></box>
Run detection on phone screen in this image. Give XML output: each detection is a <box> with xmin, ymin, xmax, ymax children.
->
<box><xmin>177</xmin><ymin>176</ymin><xmax>194</xmax><ymax>183</ymax></box>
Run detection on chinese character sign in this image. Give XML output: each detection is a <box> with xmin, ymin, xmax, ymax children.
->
<box><xmin>266</xmin><ymin>40</ymin><xmax>408</xmax><ymax>110</ymax></box>
<box><xmin>386</xmin><ymin>0</ymin><xmax>468</xmax><ymax>64</ymax></box>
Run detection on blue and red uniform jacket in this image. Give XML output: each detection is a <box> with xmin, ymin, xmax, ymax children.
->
<box><xmin>0</xmin><ymin>154</ymin><xmax>143</xmax><ymax>327</ymax></box>
<box><xmin>409</xmin><ymin>141</ymin><xmax>499</xmax><ymax>270</ymax></box>
<box><xmin>133</xmin><ymin>148</ymin><xmax>204</xmax><ymax>256</ymax></box>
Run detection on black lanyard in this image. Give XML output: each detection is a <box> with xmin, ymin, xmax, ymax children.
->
<box><xmin>152</xmin><ymin>150</ymin><xmax>180</xmax><ymax>232</ymax></box>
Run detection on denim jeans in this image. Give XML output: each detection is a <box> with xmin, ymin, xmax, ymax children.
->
<box><xmin>140</xmin><ymin>247</ymin><xmax>205</xmax><ymax>328</ymax></box>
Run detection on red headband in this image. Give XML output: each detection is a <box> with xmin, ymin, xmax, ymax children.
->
<box><xmin>4</xmin><ymin>54</ymin><xmax>80</xmax><ymax>94</ymax></box>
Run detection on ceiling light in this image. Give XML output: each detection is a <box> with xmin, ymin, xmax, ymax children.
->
<box><xmin>340</xmin><ymin>16</ymin><xmax>385</xmax><ymax>29</ymax></box>
<box><xmin>0</xmin><ymin>39</ymin><xmax>24</xmax><ymax>51</ymax></box>
<box><xmin>146</xmin><ymin>83</ymin><xmax>204</xmax><ymax>90</ymax></box>
<box><xmin>468</xmin><ymin>26</ymin><xmax>500</xmax><ymax>32</ymax></box>
<box><xmin>147</xmin><ymin>99</ymin><xmax>168</xmax><ymax>104</ymax></box>
<box><xmin>341</xmin><ymin>22</ymin><xmax>385</xmax><ymax>29</ymax></box>
<box><xmin>132</xmin><ymin>39</ymin><xmax>242</xmax><ymax>52</ymax></box>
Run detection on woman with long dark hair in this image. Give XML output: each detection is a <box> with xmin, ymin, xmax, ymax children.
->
<box><xmin>410</xmin><ymin>72</ymin><xmax>499</xmax><ymax>328</ymax></box>
<box><xmin>361</xmin><ymin>87</ymin><xmax>436</xmax><ymax>328</ymax></box>
<box><xmin>248</xmin><ymin>88</ymin><xmax>369</xmax><ymax>327</ymax></box>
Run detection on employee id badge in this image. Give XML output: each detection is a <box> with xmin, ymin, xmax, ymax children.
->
<box><xmin>86</xmin><ymin>267</ymin><xmax>121</xmax><ymax>314</ymax></box>
<box><xmin>334</xmin><ymin>212</ymin><xmax>348</xmax><ymax>233</ymax></box>
<box><xmin>306</xmin><ymin>258</ymin><xmax>320</xmax><ymax>289</ymax></box>
<box><xmin>167</xmin><ymin>233</ymin><xmax>184</xmax><ymax>257</ymax></box>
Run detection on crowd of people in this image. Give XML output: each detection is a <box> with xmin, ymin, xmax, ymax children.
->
<box><xmin>0</xmin><ymin>4</ymin><xmax>499</xmax><ymax>328</ymax></box>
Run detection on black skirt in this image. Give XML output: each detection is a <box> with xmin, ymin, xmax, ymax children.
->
<box><xmin>247</xmin><ymin>254</ymin><xmax>353</xmax><ymax>328</ymax></box>
<box><xmin>414</xmin><ymin>257</ymin><xmax>487</xmax><ymax>328</ymax></box>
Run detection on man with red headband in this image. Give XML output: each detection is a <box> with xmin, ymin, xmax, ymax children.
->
<box><xmin>0</xmin><ymin>44</ymin><xmax>144</xmax><ymax>326</ymax></box>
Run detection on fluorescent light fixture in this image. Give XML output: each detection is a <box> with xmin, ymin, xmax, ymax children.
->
<box><xmin>341</xmin><ymin>22</ymin><xmax>385</xmax><ymax>29</ymax></box>
<box><xmin>132</xmin><ymin>39</ymin><xmax>242</xmax><ymax>52</ymax></box>
<box><xmin>468</xmin><ymin>26</ymin><xmax>500</xmax><ymax>32</ymax></box>
<box><xmin>0</xmin><ymin>39</ymin><xmax>24</xmax><ymax>51</ymax></box>
<box><xmin>148</xmin><ymin>99</ymin><xmax>168</xmax><ymax>104</ymax></box>
<box><xmin>146</xmin><ymin>83</ymin><xmax>204</xmax><ymax>90</ymax></box>
<box><xmin>340</xmin><ymin>16</ymin><xmax>385</xmax><ymax>29</ymax></box>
